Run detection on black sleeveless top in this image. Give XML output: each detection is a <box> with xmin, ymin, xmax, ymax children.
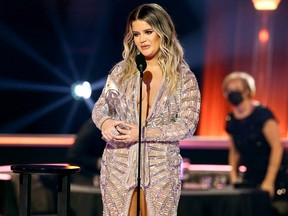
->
<box><xmin>226</xmin><ymin>105</ymin><xmax>288</xmax><ymax>200</ymax></box>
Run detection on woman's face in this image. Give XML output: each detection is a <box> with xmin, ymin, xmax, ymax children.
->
<box><xmin>225</xmin><ymin>79</ymin><xmax>250</xmax><ymax>106</ymax></box>
<box><xmin>131</xmin><ymin>20</ymin><xmax>161</xmax><ymax>60</ymax></box>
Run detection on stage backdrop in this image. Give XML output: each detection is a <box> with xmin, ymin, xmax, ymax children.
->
<box><xmin>198</xmin><ymin>0</ymin><xmax>288</xmax><ymax>137</ymax></box>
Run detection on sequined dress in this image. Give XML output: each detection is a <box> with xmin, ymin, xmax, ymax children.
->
<box><xmin>92</xmin><ymin>61</ymin><xmax>201</xmax><ymax>216</ymax></box>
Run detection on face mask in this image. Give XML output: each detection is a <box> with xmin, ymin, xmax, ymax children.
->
<box><xmin>227</xmin><ymin>91</ymin><xmax>243</xmax><ymax>106</ymax></box>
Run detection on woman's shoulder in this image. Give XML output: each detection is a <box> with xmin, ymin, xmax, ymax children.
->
<box><xmin>109</xmin><ymin>60</ymin><xmax>126</xmax><ymax>75</ymax></box>
<box><xmin>252</xmin><ymin>103</ymin><xmax>276</xmax><ymax>125</ymax></box>
<box><xmin>180</xmin><ymin>63</ymin><xmax>192</xmax><ymax>74</ymax></box>
<box><xmin>107</xmin><ymin>61</ymin><xmax>129</xmax><ymax>82</ymax></box>
<box><xmin>254</xmin><ymin>103</ymin><xmax>274</xmax><ymax>117</ymax></box>
<box><xmin>179</xmin><ymin>64</ymin><xmax>197</xmax><ymax>82</ymax></box>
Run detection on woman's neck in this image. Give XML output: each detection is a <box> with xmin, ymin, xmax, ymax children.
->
<box><xmin>145</xmin><ymin>60</ymin><xmax>161</xmax><ymax>74</ymax></box>
<box><xmin>233</xmin><ymin>99</ymin><xmax>258</xmax><ymax>119</ymax></box>
<box><xmin>146</xmin><ymin>58</ymin><xmax>158</xmax><ymax>67</ymax></box>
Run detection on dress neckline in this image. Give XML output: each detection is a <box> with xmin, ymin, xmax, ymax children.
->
<box><xmin>232</xmin><ymin>104</ymin><xmax>260</xmax><ymax>121</ymax></box>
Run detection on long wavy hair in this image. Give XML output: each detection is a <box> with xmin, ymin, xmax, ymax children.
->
<box><xmin>118</xmin><ymin>3</ymin><xmax>189</xmax><ymax>94</ymax></box>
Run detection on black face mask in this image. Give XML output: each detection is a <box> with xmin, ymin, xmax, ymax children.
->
<box><xmin>227</xmin><ymin>91</ymin><xmax>243</xmax><ymax>106</ymax></box>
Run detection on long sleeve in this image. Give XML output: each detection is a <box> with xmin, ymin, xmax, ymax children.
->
<box><xmin>91</xmin><ymin>84</ymin><xmax>110</xmax><ymax>130</ymax></box>
<box><xmin>143</xmin><ymin>68</ymin><xmax>201</xmax><ymax>142</ymax></box>
<box><xmin>92</xmin><ymin>64</ymin><xmax>124</xmax><ymax>130</ymax></box>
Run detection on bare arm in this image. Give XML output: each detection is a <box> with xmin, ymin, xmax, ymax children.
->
<box><xmin>228</xmin><ymin>136</ymin><xmax>240</xmax><ymax>184</ymax></box>
<box><xmin>261</xmin><ymin>119</ymin><xmax>283</xmax><ymax>197</ymax></box>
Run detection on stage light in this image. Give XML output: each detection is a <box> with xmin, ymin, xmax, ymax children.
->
<box><xmin>71</xmin><ymin>81</ymin><xmax>92</xmax><ymax>100</ymax></box>
<box><xmin>252</xmin><ymin>0</ymin><xmax>281</xmax><ymax>10</ymax></box>
<box><xmin>259</xmin><ymin>28</ymin><xmax>270</xmax><ymax>43</ymax></box>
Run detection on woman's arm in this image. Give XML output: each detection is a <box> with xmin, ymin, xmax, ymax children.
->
<box><xmin>92</xmin><ymin>64</ymin><xmax>122</xmax><ymax>129</ymax></box>
<box><xmin>92</xmin><ymin>64</ymin><xmax>125</xmax><ymax>142</ymax></box>
<box><xmin>144</xmin><ymin>70</ymin><xmax>201</xmax><ymax>142</ymax></box>
<box><xmin>261</xmin><ymin>119</ymin><xmax>284</xmax><ymax>197</ymax></box>
<box><xmin>228</xmin><ymin>136</ymin><xmax>240</xmax><ymax>184</ymax></box>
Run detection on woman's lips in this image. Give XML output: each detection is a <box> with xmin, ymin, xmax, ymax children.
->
<box><xmin>141</xmin><ymin>45</ymin><xmax>150</xmax><ymax>50</ymax></box>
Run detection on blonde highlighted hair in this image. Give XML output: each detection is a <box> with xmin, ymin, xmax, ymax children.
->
<box><xmin>118</xmin><ymin>3</ymin><xmax>189</xmax><ymax>94</ymax></box>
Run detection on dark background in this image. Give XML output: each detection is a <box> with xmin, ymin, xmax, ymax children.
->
<box><xmin>0</xmin><ymin>0</ymin><xmax>206</xmax><ymax>134</ymax></box>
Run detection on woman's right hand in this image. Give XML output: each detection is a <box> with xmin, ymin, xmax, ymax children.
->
<box><xmin>101</xmin><ymin>119</ymin><xmax>123</xmax><ymax>142</ymax></box>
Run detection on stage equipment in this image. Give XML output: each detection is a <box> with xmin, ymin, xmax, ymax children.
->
<box><xmin>71</xmin><ymin>81</ymin><xmax>92</xmax><ymax>100</ymax></box>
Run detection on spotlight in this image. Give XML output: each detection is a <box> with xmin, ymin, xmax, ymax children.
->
<box><xmin>71</xmin><ymin>81</ymin><xmax>92</xmax><ymax>100</ymax></box>
<box><xmin>252</xmin><ymin>0</ymin><xmax>281</xmax><ymax>10</ymax></box>
<box><xmin>259</xmin><ymin>28</ymin><xmax>269</xmax><ymax>43</ymax></box>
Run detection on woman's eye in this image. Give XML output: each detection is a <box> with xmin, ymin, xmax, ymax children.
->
<box><xmin>133</xmin><ymin>33</ymin><xmax>139</xmax><ymax>37</ymax></box>
<box><xmin>145</xmin><ymin>30</ymin><xmax>153</xmax><ymax>35</ymax></box>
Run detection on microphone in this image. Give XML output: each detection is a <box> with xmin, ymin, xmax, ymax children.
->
<box><xmin>135</xmin><ymin>52</ymin><xmax>147</xmax><ymax>216</ymax></box>
<box><xmin>135</xmin><ymin>53</ymin><xmax>147</xmax><ymax>74</ymax></box>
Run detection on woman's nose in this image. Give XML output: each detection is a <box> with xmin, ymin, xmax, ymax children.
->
<box><xmin>140</xmin><ymin>35</ymin><xmax>146</xmax><ymax>42</ymax></box>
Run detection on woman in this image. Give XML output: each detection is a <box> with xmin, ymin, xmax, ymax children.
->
<box><xmin>92</xmin><ymin>3</ymin><xmax>201</xmax><ymax>216</ymax></box>
<box><xmin>223</xmin><ymin>72</ymin><xmax>288</xmax><ymax>215</ymax></box>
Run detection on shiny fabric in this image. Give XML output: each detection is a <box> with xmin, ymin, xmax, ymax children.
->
<box><xmin>92</xmin><ymin>61</ymin><xmax>201</xmax><ymax>216</ymax></box>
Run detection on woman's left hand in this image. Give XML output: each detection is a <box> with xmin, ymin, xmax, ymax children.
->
<box><xmin>114</xmin><ymin>122</ymin><xmax>139</xmax><ymax>144</ymax></box>
<box><xmin>260</xmin><ymin>180</ymin><xmax>275</xmax><ymax>198</ymax></box>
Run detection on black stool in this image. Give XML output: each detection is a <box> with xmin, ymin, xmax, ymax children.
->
<box><xmin>11</xmin><ymin>164</ymin><xmax>80</xmax><ymax>216</ymax></box>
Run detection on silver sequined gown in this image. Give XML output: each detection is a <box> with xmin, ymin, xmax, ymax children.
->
<box><xmin>92</xmin><ymin>61</ymin><xmax>201</xmax><ymax>216</ymax></box>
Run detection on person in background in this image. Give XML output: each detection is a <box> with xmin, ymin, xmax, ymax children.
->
<box><xmin>223</xmin><ymin>72</ymin><xmax>288</xmax><ymax>216</ymax></box>
<box><xmin>92</xmin><ymin>3</ymin><xmax>201</xmax><ymax>216</ymax></box>
<box><xmin>67</xmin><ymin>118</ymin><xmax>105</xmax><ymax>216</ymax></box>
<box><xmin>67</xmin><ymin>118</ymin><xmax>105</xmax><ymax>186</ymax></box>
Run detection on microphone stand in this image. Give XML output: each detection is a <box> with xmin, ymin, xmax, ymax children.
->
<box><xmin>134</xmin><ymin>52</ymin><xmax>146</xmax><ymax>216</ymax></box>
<box><xmin>137</xmin><ymin>64</ymin><xmax>144</xmax><ymax>216</ymax></box>
<box><xmin>136</xmin><ymin>64</ymin><xmax>144</xmax><ymax>216</ymax></box>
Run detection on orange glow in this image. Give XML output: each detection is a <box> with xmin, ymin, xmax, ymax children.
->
<box><xmin>252</xmin><ymin>0</ymin><xmax>281</xmax><ymax>10</ymax></box>
<box><xmin>198</xmin><ymin>0</ymin><xmax>288</xmax><ymax>138</ymax></box>
<box><xmin>259</xmin><ymin>29</ymin><xmax>269</xmax><ymax>43</ymax></box>
<box><xmin>0</xmin><ymin>134</ymin><xmax>75</xmax><ymax>146</ymax></box>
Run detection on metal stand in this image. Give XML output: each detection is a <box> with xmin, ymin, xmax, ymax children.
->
<box><xmin>135</xmin><ymin>53</ymin><xmax>146</xmax><ymax>216</ymax></box>
<box><xmin>137</xmin><ymin>67</ymin><xmax>144</xmax><ymax>216</ymax></box>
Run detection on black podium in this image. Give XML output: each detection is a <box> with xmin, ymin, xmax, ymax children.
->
<box><xmin>11</xmin><ymin>164</ymin><xmax>80</xmax><ymax>216</ymax></box>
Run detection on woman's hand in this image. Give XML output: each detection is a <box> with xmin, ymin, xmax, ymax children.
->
<box><xmin>101</xmin><ymin>119</ymin><xmax>123</xmax><ymax>142</ymax></box>
<box><xmin>260</xmin><ymin>180</ymin><xmax>275</xmax><ymax>198</ymax></box>
<box><xmin>114</xmin><ymin>122</ymin><xmax>139</xmax><ymax>144</ymax></box>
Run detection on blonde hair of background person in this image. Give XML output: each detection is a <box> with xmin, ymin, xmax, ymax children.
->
<box><xmin>92</xmin><ymin>3</ymin><xmax>201</xmax><ymax>216</ymax></box>
<box><xmin>222</xmin><ymin>72</ymin><xmax>256</xmax><ymax>98</ymax></box>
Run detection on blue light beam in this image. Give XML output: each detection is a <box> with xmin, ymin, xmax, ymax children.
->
<box><xmin>0</xmin><ymin>77</ymin><xmax>70</xmax><ymax>93</ymax></box>
<box><xmin>43</xmin><ymin>1</ymin><xmax>79</xmax><ymax>80</ymax></box>
<box><xmin>81</xmin><ymin>4</ymin><xmax>111</xmax><ymax>79</ymax></box>
<box><xmin>91</xmin><ymin>77</ymin><xmax>106</xmax><ymax>91</ymax></box>
<box><xmin>0</xmin><ymin>95</ymin><xmax>73</xmax><ymax>133</ymax></box>
<box><xmin>84</xmin><ymin>98</ymin><xmax>95</xmax><ymax>112</ymax></box>
<box><xmin>0</xmin><ymin>23</ymin><xmax>72</xmax><ymax>84</ymax></box>
<box><xmin>60</xmin><ymin>101</ymin><xmax>80</xmax><ymax>133</ymax></box>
